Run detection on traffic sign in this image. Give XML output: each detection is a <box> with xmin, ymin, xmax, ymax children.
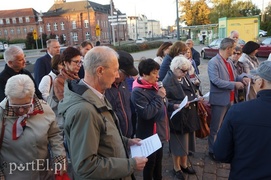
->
<box><xmin>33</xmin><ymin>29</ymin><xmax>38</xmax><ymax>40</ymax></box>
<box><xmin>95</xmin><ymin>24</ymin><xmax>101</xmax><ymax>36</ymax></box>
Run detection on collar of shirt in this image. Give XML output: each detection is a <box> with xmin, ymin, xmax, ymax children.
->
<box><xmin>82</xmin><ymin>80</ymin><xmax>105</xmax><ymax>101</ymax></box>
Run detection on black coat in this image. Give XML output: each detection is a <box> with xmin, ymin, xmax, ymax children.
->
<box><xmin>163</xmin><ymin>70</ymin><xmax>200</xmax><ymax>134</ymax></box>
<box><xmin>0</xmin><ymin>64</ymin><xmax>42</xmax><ymax>101</ymax></box>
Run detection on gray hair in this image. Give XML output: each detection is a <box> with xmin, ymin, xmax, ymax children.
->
<box><xmin>46</xmin><ymin>39</ymin><xmax>59</xmax><ymax>48</ymax></box>
<box><xmin>83</xmin><ymin>46</ymin><xmax>119</xmax><ymax>75</ymax></box>
<box><xmin>5</xmin><ymin>74</ymin><xmax>35</xmax><ymax>99</ymax></box>
<box><xmin>219</xmin><ymin>38</ymin><xmax>235</xmax><ymax>50</ymax></box>
<box><xmin>170</xmin><ymin>55</ymin><xmax>191</xmax><ymax>71</ymax></box>
<box><xmin>3</xmin><ymin>45</ymin><xmax>24</xmax><ymax>63</ymax></box>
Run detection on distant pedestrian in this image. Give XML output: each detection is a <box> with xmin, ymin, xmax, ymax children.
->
<box><xmin>214</xmin><ymin>61</ymin><xmax>271</xmax><ymax>180</ymax></box>
<box><xmin>34</xmin><ymin>39</ymin><xmax>60</xmax><ymax>85</ymax></box>
<box><xmin>207</xmin><ymin>38</ymin><xmax>250</xmax><ymax>160</ymax></box>
<box><xmin>154</xmin><ymin>42</ymin><xmax>172</xmax><ymax>65</ymax></box>
<box><xmin>229</xmin><ymin>30</ymin><xmax>239</xmax><ymax>44</ymax></box>
<box><xmin>159</xmin><ymin>41</ymin><xmax>187</xmax><ymax>81</ymax></box>
<box><xmin>78</xmin><ymin>40</ymin><xmax>94</xmax><ymax>78</ymax></box>
<box><xmin>185</xmin><ymin>39</ymin><xmax>200</xmax><ymax>73</ymax></box>
<box><xmin>95</xmin><ymin>40</ymin><xmax>101</xmax><ymax>46</ymax></box>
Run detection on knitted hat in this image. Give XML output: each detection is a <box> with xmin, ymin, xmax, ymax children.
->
<box><xmin>250</xmin><ymin>61</ymin><xmax>271</xmax><ymax>81</ymax></box>
<box><xmin>242</xmin><ymin>41</ymin><xmax>260</xmax><ymax>55</ymax></box>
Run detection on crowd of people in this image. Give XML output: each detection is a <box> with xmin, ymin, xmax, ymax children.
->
<box><xmin>0</xmin><ymin>31</ymin><xmax>271</xmax><ymax>180</ymax></box>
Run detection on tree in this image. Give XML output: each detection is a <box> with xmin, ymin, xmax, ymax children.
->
<box><xmin>180</xmin><ymin>0</ymin><xmax>210</xmax><ymax>26</ymax></box>
<box><xmin>25</xmin><ymin>32</ymin><xmax>35</xmax><ymax>49</ymax></box>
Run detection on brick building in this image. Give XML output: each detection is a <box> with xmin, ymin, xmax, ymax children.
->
<box><xmin>0</xmin><ymin>0</ymin><xmax>128</xmax><ymax>46</ymax></box>
<box><xmin>0</xmin><ymin>8</ymin><xmax>39</xmax><ymax>41</ymax></box>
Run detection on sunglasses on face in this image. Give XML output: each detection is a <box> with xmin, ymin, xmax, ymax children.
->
<box><xmin>9</xmin><ymin>102</ymin><xmax>33</xmax><ymax>112</ymax></box>
<box><xmin>233</xmin><ymin>52</ymin><xmax>241</xmax><ymax>55</ymax></box>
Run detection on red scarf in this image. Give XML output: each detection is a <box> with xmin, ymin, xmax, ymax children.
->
<box><xmin>221</xmin><ymin>55</ymin><xmax>235</xmax><ymax>102</ymax></box>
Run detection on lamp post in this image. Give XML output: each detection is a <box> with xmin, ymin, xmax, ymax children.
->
<box><xmin>38</xmin><ymin>12</ymin><xmax>43</xmax><ymax>49</ymax></box>
<box><xmin>176</xmin><ymin>0</ymin><xmax>180</xmax><ymax>40</ymax></box>
<box><xmin>86</xmin><ymin>0</ymin><xmax>92</xmax><ymax>41</ymax></box>
<box><xmin>108</xmin><ymin>13</ymin><xmax>127</xmax><ymax>46</ymax></box>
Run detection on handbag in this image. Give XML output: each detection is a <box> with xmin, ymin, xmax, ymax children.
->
<box><xmin>196</xmin><ymin>101</ymin><xmax>210</xmax><ymax>138</ymax></box>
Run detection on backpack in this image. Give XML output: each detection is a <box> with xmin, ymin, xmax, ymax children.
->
<box><xmin>46</xmin><ymin>75</ymin><xmax>59</xmax><ymax>111</ymax></box>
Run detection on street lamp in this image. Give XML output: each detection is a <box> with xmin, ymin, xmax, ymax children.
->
<box><xmin>176</xmin><ymin>0</ymin><xmax>180</xmax><ymax>40</ymax></box>
<box><xmin>86</xmin><ymin>0</ymin><xmax>92</xmax><ymax>41</ymax></box>
<box><xmin>108</xmin><ymin>12</ymin><xmax>127</xmax><ymax>46</ymax></box>
<box><xmin>38</xmin><ymin>12</ymin><xmax>44</xmax><ymax>49</ymax></box>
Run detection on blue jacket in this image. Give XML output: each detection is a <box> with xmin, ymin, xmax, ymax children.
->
<box><xmin>214</xmin><ymin>90</ymin><xmax>271</xmax><ymax>180</ymax></box>
<box><xmin>191</xmin><ymin>47</ymin><xmax>200</xmax><ymax>73</ymax></box>
<box><xmin>34</xmin><ymin>53</ymin><xmax>52</xmax><ymax>85</ymax></box>
<box><xmin>158</xmin><ymin>54</ymin><xmax>173</xmax><ymax>81</ymax></box>
<box><xmin>105</xmin><ymin>81</ymin><xmax>133</xmax><ymax>137</ymax></box>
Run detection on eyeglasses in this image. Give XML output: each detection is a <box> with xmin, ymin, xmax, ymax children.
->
<box><xmin>9</xmin><ymin>101</ymin><xmax>33</xmax><ymax>112</ymax></box>
<box><xmin>71</xmin><ymin>60</ymin><xmax>83</xmax><ymax>66</ymax></box>
<box><xmin>178</xmin><ymin>68</ymin><xmax>188</xmax><ymax>73</ymax></box>
<box><xmin>233</xmin><ymin>52</ymin><xmax>241</xmax><ymax>55</ymax></box>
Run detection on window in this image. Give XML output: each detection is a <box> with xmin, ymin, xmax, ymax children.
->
<box><xmin>12</xmin><ymin>18</ymin><xmax>16</xmax><ymax>24</ymax></box>
<box><xmin>54</xmin><ymin>22</ymin><xmax>58</xmax><ymax>31</ymax></box>
<box><xmin>72</xmin><ymin>21</ymin><xmax>76</xmax><ymax>29</ymax></box>
<box><xmin>23</xmin><ymin>27</ymin><xmax>27</xmax><ymax>34</ymax></box>
<box><xmin>56</xmin><ymin>35</ymin><xmax>59</xmax><ymax>41</ymax></box>
<box><xmin>84</xmin><ymin>20</ymin><xmax>89</xmax><ymax>28</ymax></box>
<box><xmin>0</xmin><ymin>31</ymin><xmax>2</xmax><ymax>36</ymax></box>
<box><xmin>39</xmin><ymin>26</ymin><xmax>43</xmax><ymax>33</ymax></box>
<box><xmin>73</xmin><ymin>32</ymin><xmax>78</xmax><ymax>41</ymax></box>
<box><xmin>85</xmin><ymin>32</ymin><xmax>90</xmax><ymax>40</ymax></box>
<box><xmin>0</xmin><ymin>19</ymin><xmax>3</xmax><ymax>24</ymax></box>
<box><xmin>30</xmin><ymin>27</ymin><xmax>33</xmax><ymax>32</ymax></box>
<box><xmin>60</xmin><ymin>22</ymin><xmax>65</xmax><ymax>30</ymax></box>
<box><xmin>6</xmin><ymin>18</ymin><xmax>10</xmax><ymax>24</ymax></box>
<box><xmin>19</xmin><ymin>17</ymin><xmax>23</xmax><ymax>23</ymax></box>
<box><xmin>10</xmin><ymin>29</ymin><xmax>14</xmax><ymax>35</ymax></box>
<box><xmin>4</xmin><ymin>29</ymin><xmax>8</xmax><ymax>35</ymax></box>
<box><xmin>62</xmin><ymin>34</ymin><xmax>66</xmax><ymax>41</ymax></box>
<box><xmin>17</xmin><ymin>28</ymin><xmax>21</xmax><ymax>34</ymax></box>
<box><xmin>25</xmin><ymin>17</ymin><xmax>30</xmax><ymax>22</ymax></box>
<box><xmin>47</xmin><ymin>23</ymin><xmax>51</xmax><ymax>31</ymax></box>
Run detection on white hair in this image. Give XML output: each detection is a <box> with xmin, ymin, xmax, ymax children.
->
<box><xmin>83</xmin><ymin>46</ymin><xmax>119</xmax><ymax>75</ymax></box>
<box><xmin>5</xmin><ymin>74</ymin><xmax>35</xmax><ymax>99</ymax></box>
<box><xmin>3</xmin><ymin>45</ymin><xmax>24</xmax><ymax>63</ymax></box>
<box><xmin>170</xmin><ymin>55</ymin><xmax>191</xmax><ymax>71</ymax></box>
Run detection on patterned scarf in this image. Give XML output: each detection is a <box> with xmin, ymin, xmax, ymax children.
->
<box><xmin>5</xmin><ymin>96</ymin><xmax>44</xmax><ymax>140</ymax></box>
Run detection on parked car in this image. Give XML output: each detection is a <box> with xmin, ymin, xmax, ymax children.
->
<box><xmin>201</xmin><ymin>38</ymin><xmax>245</xmax><ymax>59</ymax></box>
<box><xmin>0</xmin><ymin>41</ymin><xmax>8</xmax><ymax>52</ymax></box>
<box><xmin>259</xmin><ymin>29</ymin><xmax>267</xmax><ymax>37</ymax></box>
<box><xmin>257</xmin><ymin>37</ymin><xmax>271</xmax><ymax>58</ymax></box>
<box><xmin>136</xmin><ymin>38</ymin><xmax>147</xmax><ymax>44</ymax></box>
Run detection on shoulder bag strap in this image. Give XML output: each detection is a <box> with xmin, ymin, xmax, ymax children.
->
<box><xmin>48</xmin><ymin>74</ymin><xmax>53</xmax><ymax>92</ymax></box>
<box><xmin>0</xmin><ymin>108</ymin><xmax>5</xmax><ymax>150</ymax></box>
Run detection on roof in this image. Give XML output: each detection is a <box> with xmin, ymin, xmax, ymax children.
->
<box><xmin>0</xmin><ymin>8</ymin><xmax>37</xmax><ymax>18</ymax></box>
<box><xmin>47</xmin><ymin>0</ymin><xmax>110</xmax><ymax>15</ymax></box>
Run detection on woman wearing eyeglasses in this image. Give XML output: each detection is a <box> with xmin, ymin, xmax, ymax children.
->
<box><xmin>162</xmin><ymin>56</ymin><xmax>200</xmax><ymax>180</ymax></box>
<box><xmin>54</xmin><ymin>47</ymin><xmax>81</xmax><ymax>101</ymax></box>
<box><xmin>0</xmin><ymin>74</ymin><xmax>66</xmax><ymax>179</ymax></box>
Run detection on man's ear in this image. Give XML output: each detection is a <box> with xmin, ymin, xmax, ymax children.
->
<box><xmin>96</xmin><ymin>66</ymin><xmax>104</xmax><ymax>76</ymax></box>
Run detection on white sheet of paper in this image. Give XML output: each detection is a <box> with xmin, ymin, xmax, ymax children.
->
<box><xmin>170</xmin><ymin>96</ymin><xmax>188</xmax><ymax>119</ymax></box>
<box><xmin>130</xmin><ymin>134</ymin><xmax>162</xmax><ymax>158</ymax></box>
<box><xmin>189</xmin><ymin>92</ymin><xmax>210</xmax><ymax>103</ymax></box>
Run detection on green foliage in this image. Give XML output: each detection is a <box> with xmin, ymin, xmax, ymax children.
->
<box><xmin>25</xmin><ymin>32</ymin><xmax>35</xmax><ymax>49</ymax></box>
<box><xmin>0</xmin><ymin>53</ymin><xmax>3</xmax><ymax>59</ymax></box>
<box><xmin>209</xmin><ymin>0</ymin><xmax>261</xmax><ymax>23</ymax></box>
<box><xmin>180</xmin><ymin>0</ymin><xmax>211</xmax><ymax>26</ymax></box>
<box><xmin>8</xmin><ymin>39</ymin><xmax>26</xmax><ymax>44</ymax></box>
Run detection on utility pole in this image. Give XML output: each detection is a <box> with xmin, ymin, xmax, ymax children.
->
<box><xmin>86</xmin><ymin>0</ymin><xmax>92</xmax><ymax>41</ymax></box>
<box><xmin>38</xmin><ymin>12</ymin><xmax>43</xmax><ymax>49</ymax></box>
<box><xmin>176</xmin><ymin>0</ymin><xmax>180</xmax><ymax>40</ymax></box>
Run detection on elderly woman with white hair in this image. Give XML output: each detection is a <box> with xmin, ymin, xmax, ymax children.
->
<box><xmin>162</xmin><ymin>56</ymin><xmax>200</xmax><ymax>180</ymax></box>
<box><xmin>0</xmin><ymin>74</ymin><xmax>66</xmax><ymax>179</ymax></box>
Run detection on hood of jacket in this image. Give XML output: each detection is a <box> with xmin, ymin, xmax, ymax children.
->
<box><xmin>58</xmin><ymin>79</ymin><xmax>111</xmax><ymax>116</ymax></box>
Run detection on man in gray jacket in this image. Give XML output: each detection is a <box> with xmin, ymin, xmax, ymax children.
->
<box><xmin>58</xmin><ymin>46</ymin><xmax>147</xmax><ymax>180</ymax></box>
<box><xmin>207</xmin><ymin>38</ymin><xmax>250</xmax><ymax>160</ymax></box>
